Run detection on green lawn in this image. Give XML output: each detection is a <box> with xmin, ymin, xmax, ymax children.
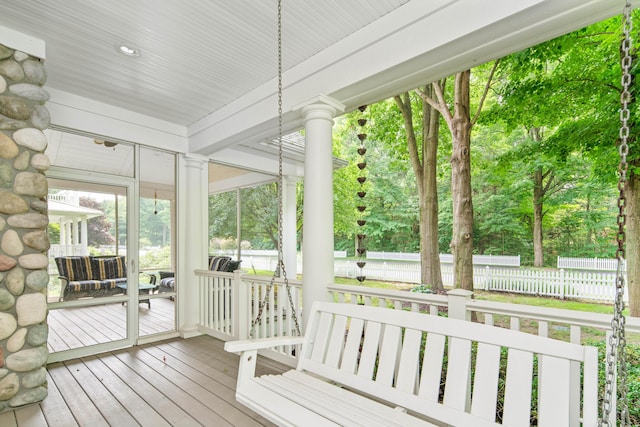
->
<box><xmin>473</xmin><ymin>289</ymin><xmax>628</xmax><ymax>315</ymax></box>
<box><xmin>248</xmin><ymin>270</ymin><xmax>627</xmax><ymax>316</ymax></box>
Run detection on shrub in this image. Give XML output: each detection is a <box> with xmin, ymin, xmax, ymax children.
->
<box><xmin>410</xmin><ymin>284</ymin><xmax>433</xmax><ymax>294</ymax></box>
<box><xmin>587</xmin><ymin>339</ymin><xmax>640</xmax><ymax>424</ymax></box>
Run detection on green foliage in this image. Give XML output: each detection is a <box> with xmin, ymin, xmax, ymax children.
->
<box><xmin>81</xmin><ymin>196</ymin><xmax>115</xmax><ymax>246</ymax></box>
<box><xmin>471</xmin><ymin>15</ymin><xmax>631</xmax><ymax>266</ymax></box>
<box><xmin>209</xmin><ymin>183</ymin><xmax>286</xmax><ymax>251</ymax></box>
<box><xmin>139</xmin><ymin>197</ymin><xmax>171</xmax><ymax>247</ymax></box>
<box><xmin>410</xmin><ymin>284</ymin><xmax>433</xmax><ymax>294</ymax></box>
<box><xmin>587</xmin><ymin>340</ymin><xmax>640</xmax><ymax>424</ymax></box>
<box><xmin>139</xmin><ymin>245</ymin><xmax>171</xmax><ymax>270</ymax></box>
<box><xmin>48</xmin><ymin>223</ymin><xmax>60</xmax><ymax>244</ymax></box>
<box><xmin>334</xmin><ymin>100</ymin><xmax>424</xmax><ymax>253</ymax></box>
<box><xmin>209</xmin><ymin>190</ymin><xmax>238</xmax><ymax>240</ymax></box>
<box><xmin>241</xmin><ymin>184</ymin><xmax>280</xmax><ymax>249</ymax></box>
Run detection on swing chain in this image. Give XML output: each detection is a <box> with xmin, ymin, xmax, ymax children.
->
<box><xmin>601</xmin><ymin>2</ymin><xmax>632</xmax><ymax>425</ymax></box>
<box><xmin>250</xmin><ymin>0</ymin><xmax>301</xmax><ymax>339</ymax></box>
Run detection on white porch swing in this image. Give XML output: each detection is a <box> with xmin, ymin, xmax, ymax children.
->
<box><xmin>225</xmin><ymin>1</ymin><xmax>632</xmax><ymax>426</ymax></box>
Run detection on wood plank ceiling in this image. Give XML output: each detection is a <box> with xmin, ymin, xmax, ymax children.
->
<box><xmin>0</xmin><ymin>0</ymin><xmax>408</xmax><ymax>126</ymax></box>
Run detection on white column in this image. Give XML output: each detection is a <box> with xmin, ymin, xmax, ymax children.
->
<box><xmin>64</xmin><ymin>221</ymin><xmax>72</xmax><ymax>254</ymax></box>
<box><xmin>299</xmin><ymin>96</ymin><xmax>345</xmax><ymax>329</ymax></box>
<box><xmin>72</xmin><ymin>219</ymin><xmax>79</xmax><ymax>246</ymax></box>
<box><xmin>59</xmin><ymin>220</ymin><xmax>66</xmax><ymax>252</ymax></box>
<box><xmin>282</xmin><ymin>176</ymin><xmax>298</xmax><ymax>278</ymax></box>
<box><xmin>80</xmin><ymin>218</ymin><xmax>88</xmax><ymax>255</ymax></box>
<box><xmin>170</xmin><ymin>199</ymin><xmax>177</xmax><ymax>271</ymax></box>
<box><xmin>177</xmin><ymin>154</ymin><xmax>209</xmax><ymax>338</ymax></box>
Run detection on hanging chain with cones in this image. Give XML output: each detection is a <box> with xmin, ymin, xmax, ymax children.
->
<box><xmin>355</xmin><ymin>105</ymin><xmax>368</xmax><ymax>283</ymax></box>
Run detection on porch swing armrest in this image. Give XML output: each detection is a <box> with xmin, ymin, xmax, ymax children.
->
<box><xmin>225</xmin><ymin>336</ymin><xmax>305</xmax><ymax>353</ymax></box>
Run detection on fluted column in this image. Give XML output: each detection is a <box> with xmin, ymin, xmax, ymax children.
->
<box><xmin>282</xmin><ymin>176</ymin><xmax>298</xmax><ymax>278</ymax></box>
<box><xmin>80</xmin><ymin>218</ymin><xmax>88</xmax><ymax>255</ymax></box>
<box><xmin>59</xmin><ymin>220</ymin><xmax>66</xmax><ymax>251</ymax></box>
<box><xmin>177</xmin><ymin>153</ymin><xmax>208</xmax><ymax>338</ymax></box>
<box><xmin>72</xmin><ymin>219</ymin><xmax>79</xmax><ymax>246</ymax></box>
<box><xmin>299</xmin><ymin>96</ymin><xmax>344</xmax><ymax>329</ymax></box>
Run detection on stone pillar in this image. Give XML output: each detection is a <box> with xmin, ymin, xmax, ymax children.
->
<box><xmin>0</xmin><ymin>43</ymin><xmax>51</xmax><ymax>411</ymax></box>
<box><xmin>299</xmin><ymin>96</ymin><xmax>344</xmax><ymax>329</ymax></box>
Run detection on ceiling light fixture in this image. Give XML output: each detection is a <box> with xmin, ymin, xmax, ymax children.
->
<box><xmin>116</xmin><ymin>43</ymin><xmax>141</xmax><ymax>57</ymax></box>
<box><xmin>94</xmin><ymin>139</ymin><xmax>118</xmax><ymax>148</ymax></box>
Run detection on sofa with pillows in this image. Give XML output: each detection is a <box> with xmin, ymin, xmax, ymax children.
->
<box><xmin>157</xmin><ymin>256</ymin><xmax>242</xmax><ymax>295</ymax></box>
<box><xmin>55</xmin><ymin>255</ymin><xmax>156</xmax><ymax>301</ymax></box>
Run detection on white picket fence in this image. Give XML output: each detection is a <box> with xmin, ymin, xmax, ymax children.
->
<box><xmin>367</xmin><ymin>251</ymin><xmax>521</xmax><ymax>266</ymax></box>
<box><xmin>478</xmin><ymin>266</ymin><xmax>627</xmax><ymax>302</ymax></box>
<box><xmin>557</xmin><ymin>256</ymin><xmax>625</xmax><ymax>271</ymax></box>
<box><xmin>214</xmin><ymin>249</ymin><xmax>347</xmax><ymax>258</ymax></box>
<box><xmin>242</xmin><ymin>255</ymin><xmax>625</xmax><ymax>303</ymax></box>
<box><xmin>337</xmin><ymin>261</ymin><xmax>625</xmax><ymax>302</ymax></box>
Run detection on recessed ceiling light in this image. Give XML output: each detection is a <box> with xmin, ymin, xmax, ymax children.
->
<box><xmin>116</xmin><ymin>43</ymin><xmax>141</xmax><ymax>57</ymax></box>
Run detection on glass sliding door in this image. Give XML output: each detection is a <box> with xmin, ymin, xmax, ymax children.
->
<box><xmin>45</xmin><ymin>129</ymin><xmax>143</xmax><ymax>362</ymax></box>
<box><xmin>45</xmin><ymin>128</ymin><xmax>179</xmax><ymax>360</ymax></box>
<box><xmin>46</xmin><ymin>173</ymin><xmax>136</xmax><ymax>361</ymax></box>
<box><xmin>138</xmin><ymin>146</ymin><xmax>177</xmax><ymax>339</ymax></box>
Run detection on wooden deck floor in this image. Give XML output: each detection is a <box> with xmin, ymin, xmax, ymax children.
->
<box><xmin>0</xmin><ymin>335</ymin><xmax>286</xmax><ymax>426</ymax></box>
<box><xmin>48</xmin><ymin>298</ymin><xmax>176</xmax><ymax>353</ymax></box>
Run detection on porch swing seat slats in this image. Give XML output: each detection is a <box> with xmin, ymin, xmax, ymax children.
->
<box><xmin>225</xmin><ymin>302</ymin><xmax>598</xmax><ymax>427</ymax></box>
<box><xmin>257</xmin><ymin>371</ymin><xmax>422</xmax><ymax>427</ymax></box>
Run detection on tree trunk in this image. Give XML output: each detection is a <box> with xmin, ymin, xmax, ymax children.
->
<box><xmin>626</xmin><ymin>166</ymin><xmax>640</xmax><ymax>317</ymax></box>
<box><xmin>416</xmin><ymin>64</ymin><xmax>497</xmax><ymax>291</ymax></box>
<box><xmin>623</xmin><ymin>37</ymin><xmax>638</xmax><ymax>316</ymax></box>
<box><xmin>394</xmin><ymin>90</ymin><xmax>444</xmax><ymax>293</ymax></box>
<box><xmin>450</xmin><ymin>71</ymin><xmax>474</xmax><ymax>290</ymax></box>
<box><xmin>421</xmin><ymin>88</ymin><xmax>444</xmax><ymax>292</ymax></box>
<box><xmin>529</xmin><ymin>127</ymin><xmax>546</xmax><ymax>267</ymax></box>
<box><xmin>532</xmin><ymin>166</ymin><xmax>544</xmax><ymax>267</ymax></box>
<box><xmin>584</xmin><ymin>196</ymin><xmax>594</xmax><ymax>248</ymax></box>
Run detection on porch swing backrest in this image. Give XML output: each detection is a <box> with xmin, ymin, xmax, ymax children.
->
<box><xmin>226</xmin><ymin>302</ymin><xmax>598</xmax><ymax>426</ymax></box>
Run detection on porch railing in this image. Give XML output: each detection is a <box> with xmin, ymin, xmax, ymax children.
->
<box><xmin>196</xmin><ymin>269</ymin><xmax>302</xmax><ymax>366</ymax></box>
<box><xmin>327</xmin><ymin>283</ymin><xmax>640</xmax><ymax>336</ymax></box>
<box><xmin>196</xmin><ymin>270</ymin><xmax>640</xmax><ymax>401</ymax></box>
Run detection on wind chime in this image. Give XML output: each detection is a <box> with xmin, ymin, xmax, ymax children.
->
<box><xmin>355</xmin><ymin>105</ymin><xmax>368</xmax><ymax>283</ymax></box>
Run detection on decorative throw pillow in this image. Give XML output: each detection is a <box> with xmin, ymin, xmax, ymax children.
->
<box><xmin>209</xmin><ymin>256</ymin><xmax>231</xmax><ymax>271</ymax></box>
<box><xmin>225</xmin><ymin>260</ymin><xmax>242</xmax><ymax>272</ymax></box>
<box><xmin>56</xmin><ymin>257</ymin><xmax>93</xmax><ymax>281</ymax></box>
<box><xmin>93</xmin><ymin>256</ymin><xmax>126</xmax><ymax>280</ymax></box>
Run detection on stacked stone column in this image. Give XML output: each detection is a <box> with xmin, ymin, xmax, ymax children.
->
<box><xmin>0</xmin><ymin>43</ymin><xmax>50</xmax><ymax>411</ymax></box>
